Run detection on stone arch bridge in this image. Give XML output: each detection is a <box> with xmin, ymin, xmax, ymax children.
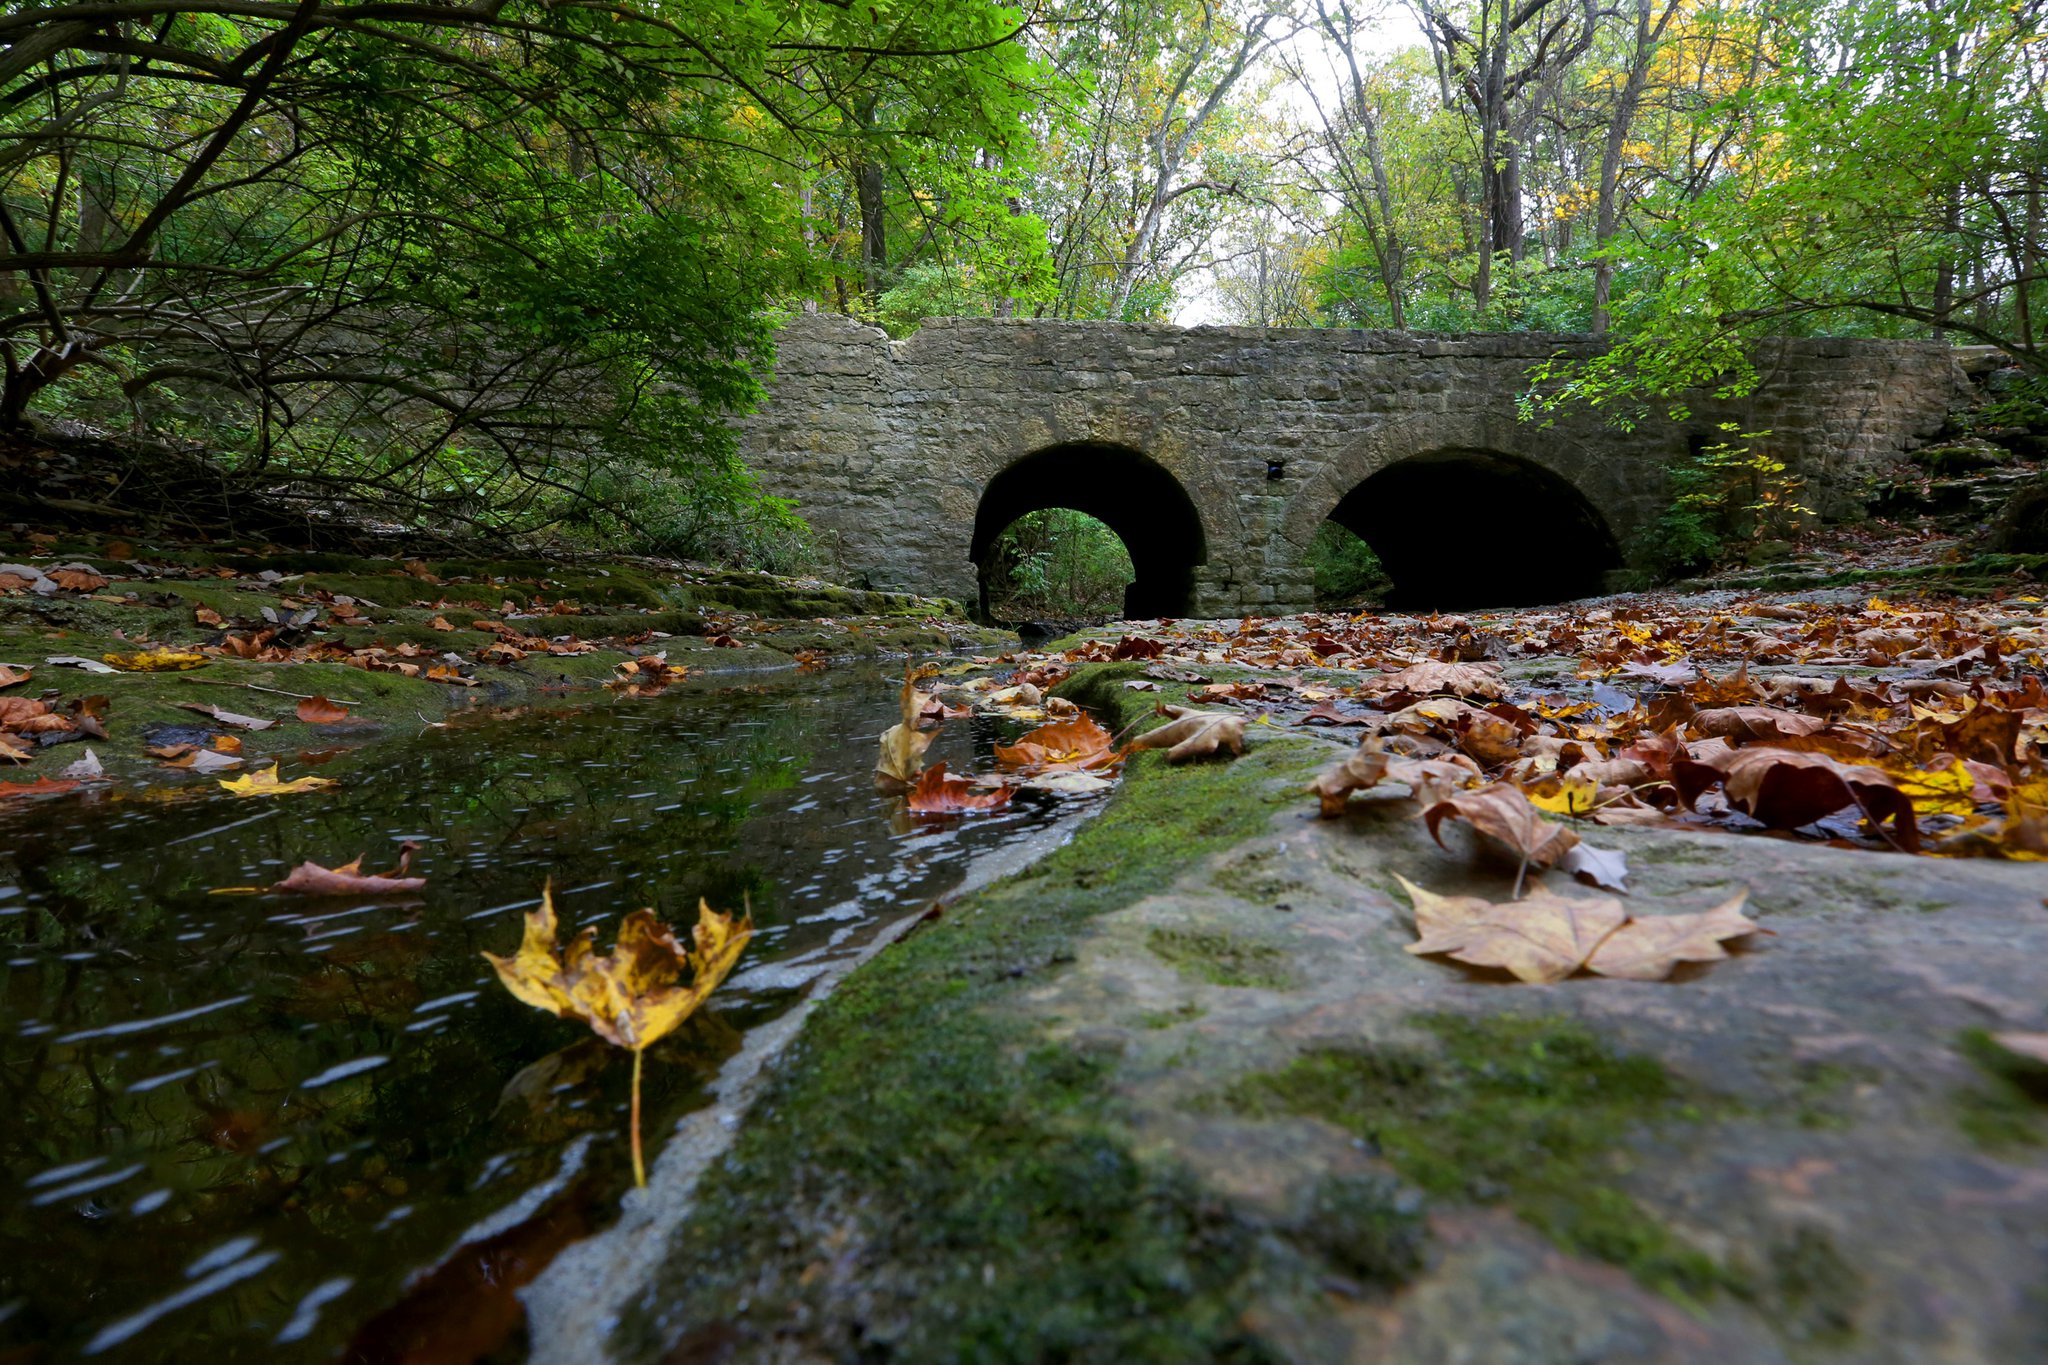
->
<box><xmin>740</xmin><ymin>312</ymin><xmax>1960</xmax><ymax>617</ymax></box>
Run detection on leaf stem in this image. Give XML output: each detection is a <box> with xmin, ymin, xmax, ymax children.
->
<box><xmin>631</xmin><ymin>1045</ymin><xmax>646</xmax><ymax>1189</ymax></box>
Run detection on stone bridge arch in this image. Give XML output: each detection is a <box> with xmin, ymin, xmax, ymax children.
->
<box><xmin>738</xmin><ymin>312</ymin><xmax>1959</xmax><ymax>617</ymax></box>
<box><xmin>1281</xmin><ymin>413</ymin><xmax>1635</xmax><ymax>608</ymax></box>
<box><xmin>970</xmin><ymin>442</ymin><xmax>1208</xmax><ymax>619</ymax></box>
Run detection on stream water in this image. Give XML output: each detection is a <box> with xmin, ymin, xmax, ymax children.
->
<box><xmin>0</xmin><ymin>669</ymin><xmax>1058</xmax><ymax>1362</ymax></box>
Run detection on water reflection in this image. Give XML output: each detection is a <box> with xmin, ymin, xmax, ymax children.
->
<box><xmin>0</xmin><ymin>671</ymin><xmax>1050</xmax><ymax>1361</ymax></box>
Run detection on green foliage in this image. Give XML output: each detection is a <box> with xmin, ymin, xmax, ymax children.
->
<box><xmin>1308</xmin><ymin>521</ymin><xmax>1391</xmax><ymax>606</ymax></box>
<box><xmin>984</xmin><ymin>509</ymin><xmax>1135</xmax><ymax>619</ymax></box>
<box><xmin>1</xmin><ymin>0</ymin><xmax>1047</xmax><ymax>565</ymax></box>
<box><xmin>1630</xmin><ymin>427</ymin><xmax>1807</xmax><ymax>580</ymax></box>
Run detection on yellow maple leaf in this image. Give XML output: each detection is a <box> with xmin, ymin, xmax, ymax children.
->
<box><xmin>1890</xmin><ymin>756</ymin><xmax>1978</xmax><ymax>817</ymax></box>
<box><xmin>102</xmin><ymin>649</ymin><xmax>209</xmax><ymax>672</ymax></box>
<box><xmin>1529</xmin><ymin>768</ymin><xmax>1601</xmax><ymax>816</ymax></box>
<box><xmin>217</xmin><ymin>764</ymin><xmax>336</xmax><ymax>797</ymax></box>
<box><xmin>485</xmin><ymin>884</ymin><xmax>752</xmax><ymax>1185</ymax></box>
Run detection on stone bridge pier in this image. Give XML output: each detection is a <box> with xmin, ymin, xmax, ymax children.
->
<box><xmin>738</xmin><ymin>312</ymin><xmax>1960</xmax><ymax>617</ymax></box>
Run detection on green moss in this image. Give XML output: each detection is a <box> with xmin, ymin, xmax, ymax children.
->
<box><xmin>1294</xmin><ymin>1172</ymin><xmax>1427</xmax><ymax>1287</ymax></box>
<box><xmin>1955</xmin><ymin>1029</ymin><xmax>2048</xmax><ymax>1149</ymax></box>
<box><xmin>609</xmin><ymin>718</ymin><xmax>1327</xmax><ymax>1361</ymax></box>
<box><xmin>1225</xmin><ymin>1013</ymin><xmax>1738</xmax><ymax>1303</ymax></box>
<box><xmin>1752</xmin><ymin>1225</ymin><xmax>1865</xmax><ymax>1343</ymax></box>
<box><xmin>1136</xmin><ymin>1003</ymin><xmax>1207</xmax><ymax>1030</ymax></box>
<box><xmin>1211</xmin><ymin>846</ymin><xmax>1311</xmax><ymax>907</ymax></box>
<box><xmin>1146</xmin><ymin>927</ymin><xmax>1296</xmax><ymax>989</ymax></box>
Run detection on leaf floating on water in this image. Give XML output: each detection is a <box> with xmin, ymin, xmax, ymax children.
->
<box><xmin>218</xmin><ymin>763</ymin><xmax>336</xmax><ymax>797</ymax></box>
<box><xmin>484</xmin><ymin>886</ymin><xmax>753</xmax><ymax>1052</ymax></box>
<box><xmin>877</xmin><ymin>662</ymin><xmax>938</xmax><ymax>788</ymax></box>
<box><xmin>904</xmin><ymin>762</ymin><xmax>1013</xmax><ymax>814</ymax></box>
<box><xmin>0</xmin><ymin>777</ymin><xmax>82</xmax><ymax>801</ymax></box>
<box><xmin>994</xmin><ymin>714</ymin><xmax>1121</xmax><ymax>773</ymax></box>
<box><xmin>177</xmin><ymin>701</ymin><xmax>278</xmax><ymax>731</ymax></box>
<box><xmin>484</xmin><ymin>885</ymin><xmax>753</xmax><ymax>1187</ymax></box>
<box><xmin>273</xmin><ymin>843</ymin><xmax>425</xmax><ymax>896</ymax></box>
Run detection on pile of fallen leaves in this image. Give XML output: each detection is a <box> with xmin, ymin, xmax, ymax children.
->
<box><xmin>967</xmin><ymin>592</ymin><xmax>2046</xmax><ymax>985</ymax></box>
<box><xmin>1032</xmin><ymin>595</ymin><xmax>2046</xmax><ymax>863</ymax></box>
<box><xmin>875</xmin><ymin>660</ymin><xmax>1251</xmax><ymax>814</ymax></box>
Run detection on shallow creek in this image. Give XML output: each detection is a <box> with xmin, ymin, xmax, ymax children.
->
<box><xmin>0</xmin><ymin>669</ymin><xmax>1060</xmax><ymax>1361</ymax></box>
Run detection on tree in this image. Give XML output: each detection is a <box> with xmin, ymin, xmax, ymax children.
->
<box><xmin>0</xmin><ymin>0</ymin><xmax>1043</xmax><ymax>545</ymax></box>
<box><xmin>1410</xmin><ymin>0</ymin><xmax>1603</xmax><ymax>309</ymax></box>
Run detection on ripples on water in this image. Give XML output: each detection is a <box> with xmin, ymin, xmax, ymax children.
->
<box><xmin>0</xmin><ymin>671</ymin><xmax>1057</xmax><ymax>1361</ymax></box>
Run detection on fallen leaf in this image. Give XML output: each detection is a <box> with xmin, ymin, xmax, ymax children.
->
<box><xmin>995</xmin><ymin>714</ymin><xmax>1121</xmax><ymax>772</ymax></box>
<box><xmin>102</xmin><ymin>650</ymin><xmax>209</xmax><ymax>672</ymax></box>
<box><xmin>1529</xmin><ymin>768</ymin><xmax>1601</xmax><ymax>817</ymax></box>
<box><xmin>1370</xmin><ymin>660</ymin><xmax>1508</xmax><ymax>700</ymax></box>
<box><xmin>877</xmin><ymin>663</ymin><xmax>938</xmax><ymax>787</ymax></box>
<box><xmin>1022</xmin><ymin>771</ymin><xmax>1117</xmax><ymax>797</ymax></box>
<box><xmin>484</xmin><ymin>885</ymin><xmax>753</xmax><ymax>1187</ymax></box>
<box><xmin>1310</xmin><ymin>740</ymin><xmax>1391</xmax><ymax>817</ymax></box>
<box><xmin>297</xmin><ymin>696</ymin><xmax>354</xmax><ymax>724</ymax></box>
<box><xmin>177</xmin><ymin>701</ymin><xmax>278</xmax><ymax>731</ymax></box>
<box><xmin>431</xmin><ymin>616</ymin><xmax>456</xmax><ymax>632</ymax></box>
<box><xmin>45</xmin><ymin>655</ymin><xmax>118</xmax><ymax>674</ymax></box>
<box><xmin>194</xmin><ymin>606</ymin><xmax>225</xmax><ymax>627</ymax></box>
<box><xmin>0</xmin><ymin>777</ymin><xmax>81</xmax><ymax>800</ymax></box>
<box><xmin>1131</xmin><ymin>705</ymin><xmax>1245</xmax><ymax>762</ymax></box>
<box><xmin>905</xmin><ymin>762</ymin><xmax>1014</xmax><ymax>814</ymax></box>
<box><xmin>1560</xmin><ymin>842</ymin><xmax>1630</xmax><ymax>892</ymax></box>
<box><xmin>164</xmin><ymin>748</ymin><xmax>244</xmax><ymax>773</ymax></box>
<box><xmin>1398</xmin><ymin>875</ymin><xmax>1626</xmax><ymax>984</ymax></box>
<box><xmin>273</xmin><ymin>843</ymin><xmax>426</xmax><ymax>895</ymax></box>
<box><xmin>1674</xmin><ymin>747</ymin><xmax>1917</xmax><ymax>848</ymax></box>
<box><xmin>219</xmin><ymin>764</ymin><xmax>336</xmax><ymax>797</ymax></box>
<box><xmin>0</xmin><ymin>734</ymin><xmax>32</xmax><ymax>763</ymax></box>
<box><xmin>1423</xmin><ymin>783</ymin><xmax>1581</xmax><ymax>869</ymax></box>
<box><xmin>1689</xmin><ymin>706</ymin><xmax>1827</xmax><ymax>743</ymax></box>
<box><xmin>0</xmin><ymin>664</ymin><xmax>29</xmax><ymax>689</ymax></box>
<box><xmin>49</xmin><ymin>567</ymin><xmax>110</xmax><ymax>592</ymax></box>
<box><xmin>1582</xmin><ymin>891</ymin><xmax>1760</xmax><ymax>980</ymax></box>
<box><xmin>60</xmin><ymin>749</ymin><xmax>104</xmax><ymax>780</ymax></box>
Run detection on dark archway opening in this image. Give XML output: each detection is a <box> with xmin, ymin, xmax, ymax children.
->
<box><xmin>1327</xmin><ymin>450</ymin><xmax>1621</xmax><ymax>609</ymax></box>
<box><xmin>972</xmin><ymin>443</ymin><xmax>1206</xmax><ymax>620</ymax></box>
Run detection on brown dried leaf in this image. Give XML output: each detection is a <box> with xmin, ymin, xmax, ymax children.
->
<box><xmin>1423</xmin><ymin>783</ymin><xmax>1580</xmax><ymax>868</ymax></box>
<box><xmin>1583</xmin><ymin>891</ymin><xmax>1760</xmax><ymax>980</ymax></box>
<box><xmin>1131</xmin><ymin>705</ymin><xmax>1244</xmax><ymax>763</ymax></box>
<box><xmin>273</xmin><ymin>843</ymin><xmax>426</xmax><ymax>896</ymax></box>
<box><xmin>1398</xmin><ymin>875</ymin><xmax>1626</xmax><ymax>984</ymax></box>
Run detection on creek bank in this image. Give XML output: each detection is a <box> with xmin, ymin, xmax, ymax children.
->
<box><xmin>579</xmin><ymin>655</ymin><xmax>2048</xmax><ymax>1363</ymax></box>
<box><xmin>0</xmin><ymin>533</ymin><xmax>1008</xmax><ymax>789</ymax></box>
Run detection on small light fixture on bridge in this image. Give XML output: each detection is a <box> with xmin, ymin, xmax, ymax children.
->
<box><xmin>1266</xmin><ymin>459</ymin><xmax>1286</xmax><ymax>481</ymax></box>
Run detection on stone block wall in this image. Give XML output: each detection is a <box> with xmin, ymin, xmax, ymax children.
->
<box><xmin>740</xmin><ymin>312</ymin><xmax>1961</xmax><ymax>616</ymax></box>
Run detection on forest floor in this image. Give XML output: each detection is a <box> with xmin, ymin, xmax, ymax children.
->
<box><xmin>556</xmin><ymin>584</ymin><xmax>2048</xmax><ymax>1365</ymax></box>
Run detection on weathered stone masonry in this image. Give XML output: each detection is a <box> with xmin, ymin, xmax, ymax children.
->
<box><xmin>740</xmin><ymin>311</ymin><xmax>1961</xmax><ymax>617</ymax></box>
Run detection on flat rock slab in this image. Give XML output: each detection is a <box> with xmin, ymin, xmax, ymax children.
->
<box><xmin>1021</xmin><ymin>793</ymin><xmax>2048</xmax><ymax>1362</ymax></box>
